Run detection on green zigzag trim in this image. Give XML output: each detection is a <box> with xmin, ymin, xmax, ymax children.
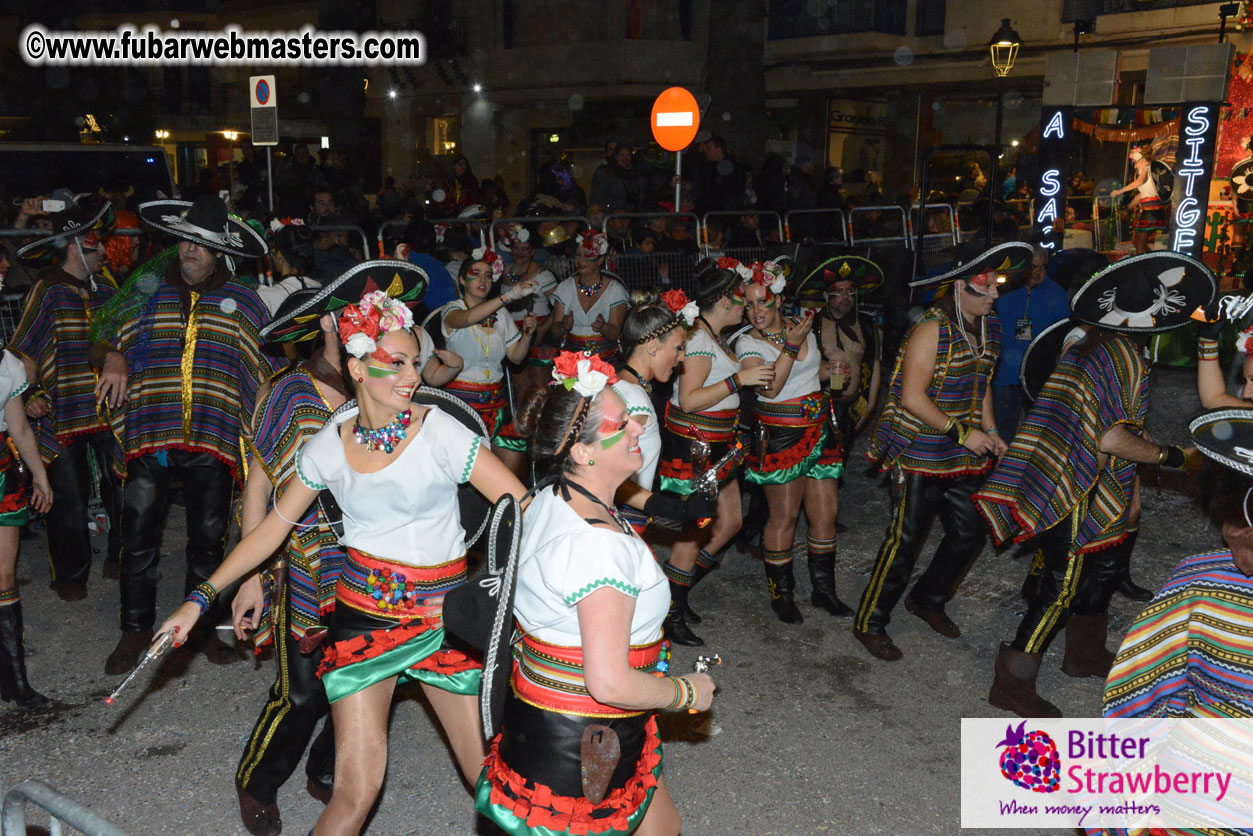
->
<box><xmin>460</xmin><ymin>441</ymin><xmax>482</xmax><ymax>483</ymax></box>
<box><xmin>564</xmin><ymin>577</ymin><xmax>640</xmax><ymax>605</ymax></box>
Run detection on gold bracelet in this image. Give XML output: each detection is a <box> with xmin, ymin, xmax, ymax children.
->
<box><xmin>957</xmin><ymin>423</ymin><xmax>974</xmax><ymax>446</ymax></box>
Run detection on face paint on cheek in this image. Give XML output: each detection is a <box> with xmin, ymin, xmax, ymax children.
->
<box><xmin>598</xmin><ymin>417</ymin><xmax>628</xmax><ymax>449</ymax></box>
<box><xmin>82</xmin><ymin>232</ymin><xmax>101</xmax><ymax>249</ymax></box>
<box><xmin>367</xmin><ymin>364</ymin><xmax>399</xmax><ymax>378</ymax></box>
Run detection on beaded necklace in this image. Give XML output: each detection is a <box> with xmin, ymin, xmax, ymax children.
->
<box><xmin>620</xmin><ymin>364</ymin><xmax>652</xmax><ymax>394</ymax></box>
<box><xmin>353</xmin><ymin>408</ymin><xmax>412</xmax><ymax>454</ymax></box>
<box><xmin>576</xmin><ymin>275</ymin><xmax>604</xmax><ymax>298</ymax></box>
<box><xmin>758</xmin><ymin>327</ymin><xmax>786</xmax><ymax>348</ymax></box>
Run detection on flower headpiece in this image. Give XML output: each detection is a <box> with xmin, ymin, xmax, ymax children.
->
<box><xmin>434</xmin><ymin>222</ymin><xmax>449</xmax><ymax>244</ymax></box>
<box><xmin>552</xmin><ymin>350</ymin><xmax>618</xmax><ymax>397</ymax></box>
<box><xmin>717</xmin><ymin>256</ymin><xmax>754</xmax><ymax>282</ymax></box>
<box><xmin>470</xmin><ymin>245</ymin><xmax>505</xmax><ymax>280</ymax></box>
<box><xmin>337</xmin><ymin>286</ymin><xmax>416</xmax><ymax>361</ymax></box>
<box><xmin>269</xmin><ymin>216</ymin><xmax>305</xmax><ymax>237</ymax></box>
<box><xmin>576</xmin><ymin>228</ymin><xmax>609</xmax><ymax>259</ymax></box>
<box><xmin>500</xmin><ymin>222</ymin><xmax>530</xmax><ymax>249</ymax></box>
<box><xmin>662</xmin><ymin>289</ymin><xmax>700</xmax><ymax>327</ymax></box>
<box><xmin>1238</xmin><ymin>323</ymin><xmax>1253</xmax><ymax>355</ymax></box>
<box><xmin>748</xmin><ymin>260</ymin><xmax>787</xmax><ymax>295</ymax></box>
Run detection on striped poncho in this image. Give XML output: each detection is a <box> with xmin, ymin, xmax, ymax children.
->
<box><xmin>973</xmin><ymin>333</ymin><xmax>1147</xmax><ymax>554</ymax></box>
<box><xmin>245</xmin><ymin>368</ymin><xmax>343</xmax><ymax>645</ymax></box>
<box><xmin>109</xmin><ymin>259</ymin><xmax>279</xmax><ymax>478</ymax></box>
<box><xmin>867</xmin><ymin>307</ymin><xmax>1000</xmax><ymax>476</ymax></box>
<box><xmin>8</xmin><ymin>269</ymin><xmax>118</xmax><ymax>468</ymax></box>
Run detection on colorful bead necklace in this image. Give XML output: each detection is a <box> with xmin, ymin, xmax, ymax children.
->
<box><xmin>353</xmin><ymin>409</ymin><xmax>412</xmax><ymax>454</ymax></box>
<box><xmin>758</xmin><ymin>328</ymin><xmax>787</xmax><ymax>348</ymax></box>
<box><xmin>577</xmin><ymin>276</ymin><xmax>604</xmax><ymax>297</ymax></box>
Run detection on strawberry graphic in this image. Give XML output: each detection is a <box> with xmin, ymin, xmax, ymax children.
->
<box><xmin>996</xmin><ymin>721</ymin><xmax>1061</xmax><ymax>793</ymax></box>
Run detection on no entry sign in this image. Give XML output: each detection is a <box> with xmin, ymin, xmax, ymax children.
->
<box><xmin>651</xmin><ymin>87</ymin><xmax>700</xmax><ymax>152</ymax></box>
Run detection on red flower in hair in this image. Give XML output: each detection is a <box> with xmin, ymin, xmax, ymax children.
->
<box><xmin>661</xmin><ymin>289</ymin><xmax>689</xmax><ymax>312</ymax></box>
<box><xmin>551</xmin><ymin>350</ymin><xmax>618</xmax><ymax>396</ymax></box>
<box><xmin>337</xmin><ymin>303</ymin><xmax>382</xmax><ymax>344</ymax></box>
<box><xmin>552</xmin><ymin>351</ymin><xmax>582</xmax><ymax>379</ymax></box>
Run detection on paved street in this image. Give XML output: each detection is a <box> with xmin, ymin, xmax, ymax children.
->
<box><xmin>0</xmin><ymin>366</ymin><xmax>1214</xmax><ymax>835</ymax></box>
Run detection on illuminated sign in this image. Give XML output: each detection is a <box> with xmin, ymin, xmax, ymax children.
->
<box><xmin>1034</xmin><ymin>106</ymin><xmax>1073</xmax><ymax>251</ymax></box>
<box><xmin>1171</xmin><ymin>103</ymin><xmax>1219</xmax><ymax>257</ymax></box>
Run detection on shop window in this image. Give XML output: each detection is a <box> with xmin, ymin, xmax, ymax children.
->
<box><xmin>916</xmin><ymin>0</ymin><xmax>945</xmax><ymax>36</ymax></box>
<box><xmin>768</xmin><ymin>0</ymin><xmax>907</xmax><ymax>39</ymax></box>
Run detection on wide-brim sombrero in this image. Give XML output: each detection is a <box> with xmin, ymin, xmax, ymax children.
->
<box><xmin>1072</xmin><ymin>251</ymin><xmax>1216</xmax><ymax>335</ymax></box>
<box><xmin>1190</xmin><ymin>409</ymin><xmax>1253</xmax><ymax>479</ymax></box>
<box><xmin>1019</xmin><ymin>318</ymin><xmax>1086</xmax><ymax>402</ymax></box>
<box><xmin>793</xmin><ymin>254</ymin><xmax>884</xmax><ymax>304</ymax></box>
<box><xmin>16</xmin><ymin>198</ymin><xmax>116</xmax><ymax>263</ymax></box>
<box><xmin>260</xmin><ymin>259</ymin><xmax>429</xmax><ymax>343</ymax></box>
<box><xmin>262</xmin><ymin>288</ymin><xmax>324</xmax><ymax>344</ymax></box>
<box><xmin>138</xmin><ymin>197</ymin><xmax>267</xmax><ymax>259</ymax></box>
<box><xmin>909</xmin><ymin>241</ymin><xmax>1032</xmax><ymax>289</ymax></box>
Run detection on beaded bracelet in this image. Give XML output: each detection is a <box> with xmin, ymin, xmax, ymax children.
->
<box><xmin>725</xmin><ymin>373</ymin><xmax>741</xmax><ymax>395</ymax></box>
<box><xmin>781</xmin><ymin>341</ymin><xmax>801</xmax><ymax>359</ymax></box>
<box><xmin>666</xmin><ymin>675</ymin><xmax>697</xmax><ymax>710</ymax></box>
<box><xmin>184</xmin><ymin>581</ymin><xmax>218</xmax><ymax>616</ymax></box>
<box><xmin>1198</xmin><ymin>339</ymin><xmax>1220</xmax><ymax>361</ymax></box>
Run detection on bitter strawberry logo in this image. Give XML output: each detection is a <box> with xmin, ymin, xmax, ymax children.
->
<box><xmin>996</xmin><ymin>721</ymin><xmax>1061</xmax><ymax>793</ymax></box>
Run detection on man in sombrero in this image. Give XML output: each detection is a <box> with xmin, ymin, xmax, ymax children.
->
<box><xmin>853</xmin><ymin>242</ymin><xmax>1023</xmax><ymax>661</ymax></box>
<box><xmin>98</xmin><ymin>194</ymin><xmax>280</xmax><ymax>675</ymax></box>
<box><xmin>11</xmin><ymin>196</ymin><xmax>124</xmax><ymax>602</ymax></box>
<box><xmin>227</xmin><ymin>262</ymin><xmax>427</xmax><ymax>836</ymax></box>
<box><xmin>974</xmin><ymin>251</ymin><xmax>1213</xmax><ymax>718</ymax></box>
<box><xmin>813</xmin><ymin>255</ymin><xmax>884</xmax><ymax>458</ymax></box>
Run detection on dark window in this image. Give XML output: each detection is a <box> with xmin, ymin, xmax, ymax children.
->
<box><xmin>768</xmin><ymin>0</ymin><xmax>907</xmax><ymax>39</ymax></box>
<box><xmin>916</xmin><ymin>0</ymin><xmax>946</xmax><ymax>36</ymax></box>
<box><xmin>1062</xmin><ymin>0</ymin><xmax>1215</xmax><ymax>21</ymax></box>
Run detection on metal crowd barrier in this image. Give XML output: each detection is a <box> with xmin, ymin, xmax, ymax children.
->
<box><xmin>0</xmin><ymin>291</ymin><xmax>26</xmax><ymax>344</ymax></box>
<box><xmin>604</xmin><ymin>250</ymin><xmax>701</xmax><ymax>295</ymax></box>
<box><xmin>701</xmin><ymin>210</ymin><xmax>784</xmax><ymax>248</ymax></box>
<box><xmin>491</xmin><ymin>215</ymin><xmax>590</xmax><ymax>251</ymax></box>
<box><xmin>848</xmin><ymin>205</ymin><xmax>909</xmax><ymax>247</ymax></box>
<box><xmin>2</xmin><ymin>779</ymin><xmax>129</xmax><ymax>836</ymax></box>
<box><xmin>375</xmin><ymin>217</ymin><xmax>489</xmax><ymax>256</ymax></box>
<box><xmin>784</xmin><ymin>208</ymin><xmax>847</xmax><ymax>244</ymax></box>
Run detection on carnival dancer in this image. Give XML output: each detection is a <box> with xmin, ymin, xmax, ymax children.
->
<box><xmin>658</xmin><ymin>258</ymin><xmax>774</xmax><ymax>646</ymax></box>
<box><xmin>11</xmin><ymin>196</ymin><xmax>122</xmax><ymax>601</ymax></box>
<box><xmin>1110</xmin><ymin>143</ymin><xmax>1167</xmax><ymax>254</ymax></box>
<box><xmin>255</xmin><ymin>218</ymin><xmax>322</xmax><ymax>317</ymax></box>
<box><xmin>549</xmin><ymin>229</ymin><xmax>629</xmax><ymax>364</ymax></box>
<box><xmin>499</xmin><ymin>222</ymin><xmax>559</xmax><ymax>410</ymax></box>
<box><xmin>1196</xmin><ymin>307</ymin><xmax>1253</xmax><ymax>409</ymax></box>
<box><xmin>854</xmin><ymin>243</ymin><xmax>1020</xmax><ymax>661</ymax></box>
<box><xmin>0</xmin><ymin>291</ymin><xmax>55</xmax><ymax>709</ymax></box>
<box><xmin>98</xmin><ymin>195</ymin><xmax>279</xmax><ymax>675</ymax></box>
<box><xmin>225</xmin><ymin>285</ymin><xmax>357</xmax><ymax>836</ymax></box>
<box><xmin>437</xmin><ymin>248</ymin><xmax>541</xmax><ymax>477</ymax></box>
<box><xmin>813</xmin><ymin>256</ymin><xmax>884</xmax><ymax>458</ymax></box>
<box><xmin>475</xmin><ymin>350</ymin><xmax>716</xmax><ymax>836</ymax></box>
<box><xmin>974</xmin><ymin>251</ymin><xmax>1212</xmax><ymax>717</ymax></box>
<box><xmin>736</xmin><ymin>262</ymin><xmax>850</xmax><ymax>623</ymax></box>
<box><xmin>159</xmin><ymin>276</ymin><xmax>527</xmax><ymax>834</ymax></box>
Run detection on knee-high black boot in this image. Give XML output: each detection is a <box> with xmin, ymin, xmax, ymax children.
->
<box><xmin>685</xmin><ymin>549</ymin><xmax>722</xmax><ymax>624</ymax></box>
<box><xmin>1111</xmin><ymin>529</ymin><xmax>1151</xmax><ymax>602</ymax></box>
<box><xmin>0</xmin><ymin>591</ymin><xmax>50</xmax><ymax>711</ymax></box>
<box><xmin>662</xmin><ymin>564</ymin><xmax>703</xmax><ymax>647</ymax></box>
<box><xmin>807</xmin><ymin>537</ymin><xmax>853</xmax><ymax>617</ymax></box>
<box><xmin>763</xmin><ymin>550</ymin><xmax>803</xmax><ymax>624</ymax></box>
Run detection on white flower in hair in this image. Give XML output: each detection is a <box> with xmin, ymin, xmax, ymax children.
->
<box><xmin>769</xmin><ymin>275</ymin><xmax>787</xmax><ymax>294</ymax></box>
<box><xmin>344</xmin><ymin>332</ymin><xmax>377</xmax><ymax>359</ymax></box>
<box><xmin>471</xmin><ymin>245</ymin><xmax>487</xmax><ymax>261</ymax></box>
<box><xmin>572</xmin><ymin>358</ymin><xmax>609</xmax><ymax>398</ymax></box>
<box><xmin>735</xmin><ymin>264</ymin><xmax>753</xmax><ymax>280</ymax></box>
<box><xmin>679</xmin><ymin>301</ymin><xmax>700</xmax><ymax>326</ymax></box>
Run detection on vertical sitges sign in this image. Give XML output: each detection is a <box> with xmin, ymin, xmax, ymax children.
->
<box><xmin>1034</xmin><ymin>106</ymin><xmax>1072</xmax><ymax>251</ymax></box>
<box><xmin>1171</xmin><ymin>102</ymin><xmax>1219</xmax><ymax>256</ymax></box>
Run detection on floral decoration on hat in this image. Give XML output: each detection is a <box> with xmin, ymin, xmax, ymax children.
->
<box><xmin>662</xmin><ymin>289</ymin><xmax>700</xmax><ymax>327</ymax></box>
<box><xmin>552</xmin><ymin>350</ymin><xmax>618</xmax><ymax>398</ymax></box>
<box><xmin>470</xmin><ymin>245</ymin><xmax>505</xmax><ymax>280</ymax></box>
<box><xmin>337</xmin><ymin>287</ymin><xmax>415</xmax><ymax>361</ymax></box>
<box><xmin>576</xmin><ymin>228</ymin><xmax>609</xmax><ymax>259</ymax></box>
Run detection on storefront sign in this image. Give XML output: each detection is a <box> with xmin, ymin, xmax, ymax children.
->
<box><xmin>1171</xmin><ymin>102</ymin><xmax>1220</xmax><ymax>257</ymax></box>
<box><xmin>1034</xmin><ymin>106</ymin><xmax>1072</xmax><ymax>250</ymax></box>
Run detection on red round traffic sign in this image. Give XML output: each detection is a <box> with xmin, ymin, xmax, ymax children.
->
<box><xmin>651</xmin><ymin>87</ymin><xmax>700</xmax><ymax>152</ymax></box>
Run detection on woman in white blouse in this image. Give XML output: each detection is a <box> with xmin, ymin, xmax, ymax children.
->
<box><xmin>549</xmin><ymin>229</ymin><xmax>628</xmax><ymax>363</ymax></box>
<box><xmin>161</xmin><ymin>270</ymin><xmax>526</xmax><ymax>835</ymax></box>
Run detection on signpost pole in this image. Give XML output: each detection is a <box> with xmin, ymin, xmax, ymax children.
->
<box><xmin>674</xmin><ymin>151</ymin><xmax>682</xmax><ymax>214</ymax></box>
<box><xmin>266</xmin><ymin>148</ymin><xmax>274</xmax><ymax>212</ymax></box>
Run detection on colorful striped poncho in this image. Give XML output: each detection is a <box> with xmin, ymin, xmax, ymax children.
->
<box><xmin>8</xmin><ymin>270</ymin><xmax>119</xmax><ymax>469</ymax></box>
<box><xmin>245</xmin><ymin>368</ymin><xmax>343</xmax><ymax>646</ymax></box>
<box><xmin>108</xmin><ymin>258</ymin><xmax>279</xmax><ymax>478</ymax></box>
<box><xmin>867</xmin><ymin>307</ymin><xmax>1000</xmax><ymax>476</ymax></box>
<box><xmin>1087</xmin><ymin>550</ymin><xmax>1253</xmax><ymax>836</ymax></box>
<box><xmin>973</xmin><ymin>333</ymin><xmax>1147</xmax><ymax>554</ymax></box>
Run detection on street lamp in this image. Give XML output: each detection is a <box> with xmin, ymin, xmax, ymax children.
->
<box><xmin>988</xmin><ymin>18</ymin><xmax>1022</xmax><ymax>238</ymax></box>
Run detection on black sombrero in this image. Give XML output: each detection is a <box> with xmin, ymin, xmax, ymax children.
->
<box><xmin>793</xmin><ymin>254</ymin><xmax>884</xmax><ymax>304</ymax></box>
<box><xmin>16</xmin><ymin>196</ymin><xmax>116</xmax><ymax>263</ymax></box>
<box><xmin>1190</xmin><ymin>409</ymin><xmax>1253</xmax><ymax>479</ymax></box>
<box><xmin>138</xmin><ymin>195</ymin><xmax>267</xmax><ymax>259</ymax></box>
<box><xmin>909</xmin><ymin>241</ymin><xmax>1032</xmax><ymax>289</ymax></box>
<box><xmin>260</xmin><ymin>260</ymin><xmax>429</xmax><ymax>343</ymax></box>
<box><xmin>262</xmin><ymin>288</ymin><xmax>324</xmax><ymax>345</ymax></box>
<box><xmin>1019</xmin><ymin>317</ymin><xmax>1085</xmax><ymax>402</ymax></box>
<box><xmin>1071</xmin><ymin>251</ymin><xmax>1216</xmax><ymax>334</ymax></box>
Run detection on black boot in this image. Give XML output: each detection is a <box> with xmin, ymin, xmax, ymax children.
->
<box><xmin>808</xmin><ymin>552</ymin><xmax>853</xmax><ymax>617</ymax></box>
<box><xmin>0</xmin><ymin>598</ymin><xmax>50</xmax><ymax>711</ymax></box>
<box><xmin>764</xmin><ymin>560</ymin><xmax>803</xmax><ymax>624</ymax></box>
<box><xmin>662</xmin><ymin>577</ymin><xmax>704</xmax><ymax>647</ymax></box>
<box><xmin>685</xmin><ymin>551</ymin><xmax>720</xmax><ymax>625</ymax></box>
<box><xmin>1111</xmin><ymin>531</ymin><xmax>1151</xmax><ymax>602</ymax></box>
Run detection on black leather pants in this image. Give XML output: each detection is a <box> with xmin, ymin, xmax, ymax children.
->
<box><xmin>855</xmin><ymin>470</ymin><xmax>987</xmax><ymax>635</ymax></box>
<box><xmin>45</xmin><ymin>432</ymin><xmax>122</xmax><ymax>588</ymax></box>
<box><xmin>118</xmin><ymin>451</ymin><xmax>234</xmax><ymax>632</ymax></box>
<box><xmin>236</xmin><ymin>588</ymin><xmax>334</xmax><ymax>805</ymax></box>
<box><xmin>1010</xmin><ymin>516</ymin><xmax>1124</xmax><ymax>654</ymax></box>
